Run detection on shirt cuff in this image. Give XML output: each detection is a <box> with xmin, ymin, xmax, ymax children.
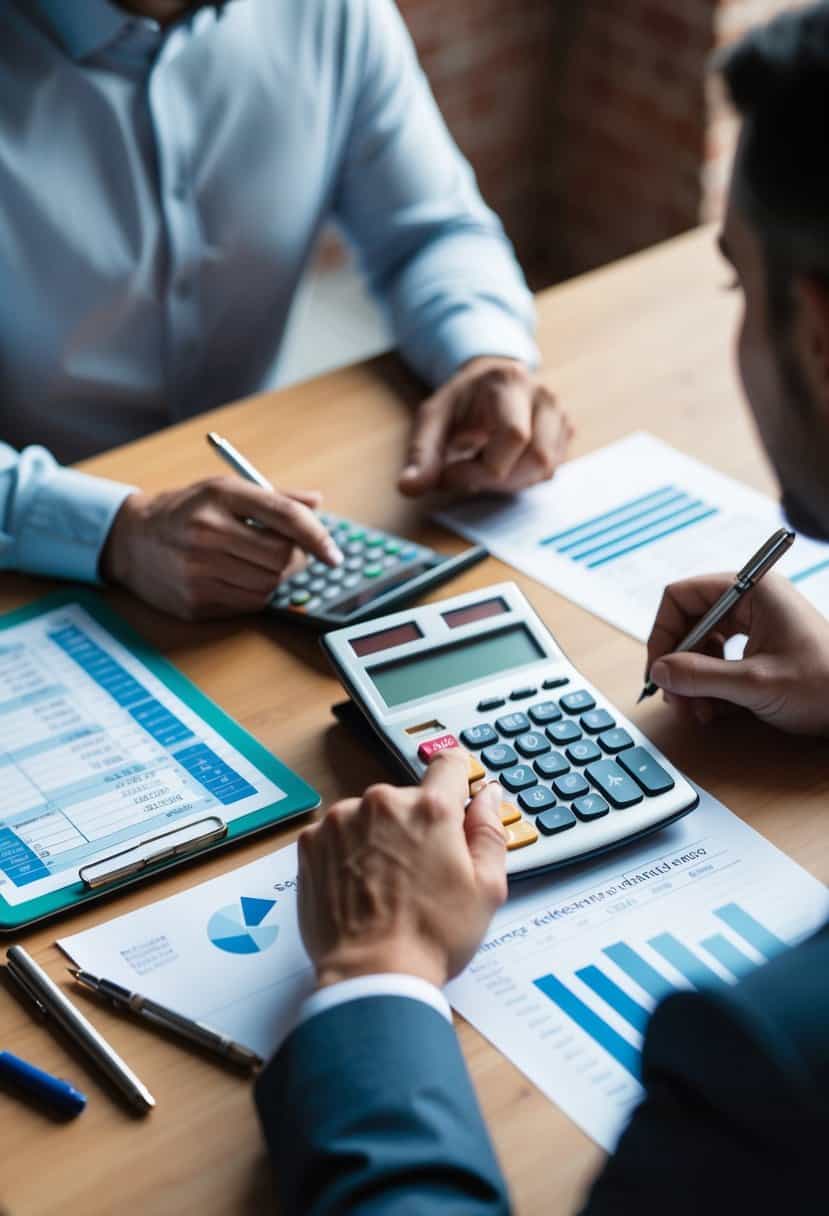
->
<box><xmin>295</xmin><ymin>974</ymin><xmax>452</xmax><ymax>1031</ymax></box>
<box><xmin>414</xmin><ymin>307</ymin><xmax>540</xmax><ymax>388</ymax></box>
<box><xmin>16</xmin><ymin>466</ymin><xmax>136</xmax><ymax>584</ymax></box>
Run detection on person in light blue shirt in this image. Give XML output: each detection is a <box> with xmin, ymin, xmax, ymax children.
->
<box><xmin>0</xmin><ymin>0</ymin><xmax>571</xmax><ymax>619</ymax></box>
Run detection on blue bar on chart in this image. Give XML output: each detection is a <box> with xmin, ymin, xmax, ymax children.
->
<box><xmin>700</xmin><ymin>933</ymin><xmax>755</xmax><ymax>980</ymax></box>
<box><xmin>533</xmin><ymin>973</ymin><xmax>641</xmax><ymax>1079</ymax></box>
<box><xmin>790</xmin><ymin>557</ymin><xmax>829</xmax><ymax>585</ymax></box>
<box><xmin>713</xmin><ymin>903</ymin><xmax>784</xmax><ymax>961</ymax></box>
<box><xmin>602</xmin><ymin>942</ymin><xmax>675</xmax><ymax>1002</ymax></box>
<box><xmin>538</xmin><ymin>485</ymin><xmax>719</xmax><ymax>570</ymax></box>
<box><xmin>648</xmin><ymin>933</ymin><xmax>725</xmax><ymax>988</ymax></box>
<box><xmin>574</xmin><ymin>965</ymin><xmax>650</xmax><ymax>1033</ymax></box>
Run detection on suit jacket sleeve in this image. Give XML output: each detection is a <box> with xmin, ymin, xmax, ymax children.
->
<box><xmin>255</xmin><ymin>994</ymin><xmax>510</xmax><ymax>1215</ymax></box>
<box><xmin>581</xmin><ymin>924</ymin><xmax>829</xmax><ymax>1215</ymax></box>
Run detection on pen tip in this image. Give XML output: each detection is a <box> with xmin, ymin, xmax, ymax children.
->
<box><xmin>67</xmin><ymin>967</ymin><xmax>80</xmax><ymax>978</ymax></box>
<box><xmin>636</xmin><ymin>690</ymin><xmax>648</xmax><ymax>704</ymax></box>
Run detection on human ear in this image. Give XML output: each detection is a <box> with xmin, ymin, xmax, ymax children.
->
<box><xmin>793</xmin><ymin>274</ymin><xmax>829</xmax><ymax>414</ymax></box>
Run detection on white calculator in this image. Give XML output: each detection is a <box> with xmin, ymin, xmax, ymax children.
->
<box><xmin>322</xmin><ymin>582</ymin><xmax>699</xmax><ymax>879</ymax></box>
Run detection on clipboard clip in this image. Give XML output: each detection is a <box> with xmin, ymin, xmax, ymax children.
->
<box><xmin>78</xmin><ymin>817</ymin><xmax>228</xmax><ymax>889</ymax></box>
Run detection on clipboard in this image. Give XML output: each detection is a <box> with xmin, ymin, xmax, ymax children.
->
<box><xmin>0</xmin><ymin>591</ymin><xmax>321</xmax><ymax>931</ymax></box>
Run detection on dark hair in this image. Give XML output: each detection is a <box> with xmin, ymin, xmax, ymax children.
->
<box><xmin>719</xmin><ymin>3</ymin><xmax>829</xmax><ymax>317</ymax></box>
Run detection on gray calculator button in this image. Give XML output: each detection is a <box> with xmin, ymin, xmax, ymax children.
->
<box><xmin>343</xmin><ymin>575</ymin><xmax>361</xmax><ymax>588</ymax></box>
<box><xmin>553</xmin><ymin>772</ymin><xmax>590</xmax><ymax>800</ymax></box>
<box><xmin>618</xmin><ymin>748</ymin><xmax>675</xmax><ymax>796</ymax></box>
<box><xmin>383</xmin><ymin>555</ymin><xmax>399</xmax><ymax>568</ymax></box>
<box><xmin>346</xmin><ymin>557</ymin><xmax>363</xmax><ymax>572</ymax></box>
<box><xmin>518</xmin><ymin>786</ymin><xmax>557</xmax><ymax>814</ymax></box>
<box><xmin>305</xmin><ymin>598</ymin><xmax>322</xmax><ymax>613</ymax></box>
<box><xmin>345</xmin><ymin>541</ymin><xmax>364</xmax><ymax>556</ymax></box>
<box><xmin>566</xmin><ymin>740</ymin><xmax>601</xmax><ymax>765</ymax></box>
<box><xmin>573</xmin><ymin>795</ymin><xmax>609</xmax><ymax>822</ymax></box>
<box><xmin>500</xmin><ymin>765</ymin><xmax>537</xmax><ymax>793</ymax></box>
<box><xmin>327</xmin><ymin>567</ymin><xmax>345</xmax><ymax>582</ymax></box>
<box><xmin>585</xmin><ymin>760</ymin><xmax>643</xmax><ymax>809</ymax></box>
<box><xmin>322</xmin><ymin>586</ymin><xmax>341</xmax><ymax>601</ymax></box>
<box><xmin>291</xmin><ymin>571</ymin><xmax>311</xmax><ymax>587</ymax></box>
<box><xmin>309</xmin><ymin>579</ymin><xmax>326</xmax><ymax>594</ymax></box>
<box><xmin>309</xmin><ymin>561</ymin><xmax>329</xmax><ymax>576</ymax></box>
<box><xmin>537</xmin><ymin>806</ymin><xmax>578</xmax><ymax>835</ymax></box>
<box><xmin>598</xmin><ymin>728</ymin><xmax>634</xmax><ymax>754</ymax></box>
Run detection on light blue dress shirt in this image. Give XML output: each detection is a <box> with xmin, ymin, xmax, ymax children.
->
<box><xmin>0</xmin><ymin>0</ymin><xmax>537</xmax><ymax>584</ymax></box>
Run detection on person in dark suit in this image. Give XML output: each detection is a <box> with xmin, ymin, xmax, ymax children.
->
<box><xmin>255</xmin><ymin>6</ymin><xmax>829</xmax><ymax>1212</ymax></box>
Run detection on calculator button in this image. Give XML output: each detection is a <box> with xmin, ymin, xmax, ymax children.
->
<box><xmin>553</xmin><ymin>772</ymin><xmax>590</xmax><ymax>800</ymax></box>
<box><xmin>518</xmin><ymin>785</ymin><xmax>557</xmax><ymax>814</ymax></box>
<box><xmin>560</xmin><ymin>690</ymin><xmax>596</xmax><ymax>714</ymax></box>
<box><xmin>515</xmin><ymin>732</ymin><xmax>550</xmax><ymax>758</ymax></box>
<box><xmin>509</xmin><ymin>687</ymin><xmax>537</xmax><ymax>701</ymax></box>
<box><xmin>500</xmin><ymin>765</ymin><xmax>537</xmax><ymax>793</ymax></box>
<box><xmin>528</xmin><ymin>701</ymin><xmax>562</xmax><ymax>726</ymax></box>
<box><xmin>363</xmin><ymin>564</ymin><xmax>383</xmax><ymax>578</ymax></box>
<box><xmin>543</xmin><ymin>676</ymin><xmax>570</xmax><ymax>690</ymax></box>
<box><xmin>496</xmin><ymin>712</ymin><xmax>531</xmax><ymax>737</ymax></box>
<box><xmin>598</xmin><ymin>728</ymin><xmax>634</xmax><ymax>754</ymax></box>
<box><xmin>322</xmin><ymin>587</ymin><xmax>341</xmax><ymax>601</ymax></box>
<box><xmin>504</xmin><ymin>820</ymin><xmax>539</xmax><ymax>851</ymax></box>
<box><xmin>305</xmin><ymin>598</ymin><xmax>322</xmax><ymax>613</ymax></box>
<box><xmin>534</xmin><ymin>751</ymin><xmax>570</xmax><ymax>780</ymax></box>
<box><xmin>309</xmin><ymin>560</ymin><xmax>329</xmax><ymax>576</ymax></box>
<box><xmin>500</xmin><ymin>802</ymin><xmax>522</xmax><ymax>826</ymax></box>
<box><xmin>460</xmin><ymin>725</ymin><xmax>499</xmax><ymax>749</ymax></box>
<box><xmin>343</xmin><ymin>575</ymin><xmax>361</xmax><ymax>588</ymax></box>
<box><xmin>290</xmin><ymin>590</ymin><xmax>311</xmax><ymax>606</ymax></box>
<box><xmin>537</xmin><ymin>806</ymin><xmax>578</xmax><ymax>836</ymax></box>
<box><xmin>618</xmin><ymin>748</ymin><xmax>675</xmax><ymax>796</ymax></box>
<box><xmin>573</xmin><ymin>794</ymin><xmax>610</xmax><ymax>822</ymax></box>
<box><xmin>384</xmin><ymin>539</ymin><xmax>401</xmax><ymax>555</ymax></box>
<box><xmin>546</xmin><ymin>720</ymin><xmax>582</xmax><ymax>745</ymax></box>
<box><xmin>467</xmin><ymin>756</ymin><xmax>486</xmax><ymax>788</ymax></box>
<box><xmin>345</xmin><ymin>542</ymin><xmax>364</xmax><ymax>556</ymax></box>
<box><xmin>366</xmin><ymin>534</ymin><xmax>384</xmax><ymax>548</ymax></box>
<box><xmin>581</xmin><ymin>709</ymin><xmax>615</xmax><ymax>734</ymax></box>
<box><xmin>291</xmin><ymin>571</ymin><xmax>311</xmax><ymax>587</ymax></box>
<box><xmin>478</xmin><ymin>697</ymin><xmax>506</xmax><ymax>712</ymax></box>
<box><xmin>347</xmin><ymin>528</ymin><xmax>366</xmax><ymax>542</ymax></box>
<box><xmin>318</xmin><ymin>513</ymin><xmax>334</xmax><ymax>528</ymax></box>
<box><xmin>326</xmin><ymin>567</ymin><xmax>345</xmax><ymax>582</ymax></box>
<box><xmin>566</xmin><ymin>740</ymin><xmax>602</xmax><ymax>766</ymax></box>
<box><xmin>417</xmin><ymin>734</ymin><xmax>459</xmax><ymax>763</ymax></box>
<box><xmin>585</xmin><ymin>760</ymin><xmax>644</xmax><ymax>809</ymax></box>
<box><xmin>383</xmin><ymin>555</ymin><xmax>399</xmax><ymax>568</ymax></box>
<box><xmin>345</xmin><ymin>557</ymin><xmax>363</xmax><ymax>571</ymax></box>
<box><xmin>400</xmin><ymin>546</ymin><xmax>418</xmax><ymax>561</ymax></box>
<box><xmin>309</xmin><ymin>579</ymin><xmax>326</xmax><ymax>593</ymax></box>
<box><xmin>482</xmin><ymin>744</ymin><xmax>518</xmax><ymax>770</ymax></box>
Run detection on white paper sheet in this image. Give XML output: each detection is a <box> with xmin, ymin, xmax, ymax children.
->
<box><xmin>436</xmin><ymin>433</ymin><xmax>829</xmax><ymax>639</ymax></box>
<box><xmin>446</xmin><ymin>786</ymin><xmax>829</xmax><ymax>1151</ymax></box>
<box><xmin>0</xmin><ymin>603</ymin><xmax>285</xmax><ymax>905</ymax></box>
<box><xmin>60</xmin><ymin>843</ymin><xmax>313</xmax><ymax>1059</ymax></box>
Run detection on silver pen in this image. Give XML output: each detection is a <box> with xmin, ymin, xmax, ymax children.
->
<box><xmin>6</xmin><ymin>946</ymin><xmax>155</xmax><ymax>1114</ymax></box>
<box><xmin>69</xmin><ymin>968</ymin><xmax>263</xmax><ymax>1071</ymax></box>
<box><xmin>207</xmin><ymin>430</ymin><xmax>274</xmax><ymax>491</ymax></box>
<box><xmin>638</xmin><ymin>527</ymin><xmax>796</xmax><ymax>703</ymax></box>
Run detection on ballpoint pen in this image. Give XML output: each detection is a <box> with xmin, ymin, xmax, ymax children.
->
<box><xmin>0</xmin><ymin>1050</ymin><xmax>87</xmax><ymax>1119</ymax></box>
<box><xmin>5</xmin><ymin>946</ymin><xmax>155</xmax><ymax>1114</ymax></box>
<box><xmin>637</xmin><ymin>526</ymin><xmax>796</xmax><ymax>703</ymax></box>
<box><xmin>68</xmin><ymin>968</ymin><xmax>263</xmax><ymax>1071</ymax></box>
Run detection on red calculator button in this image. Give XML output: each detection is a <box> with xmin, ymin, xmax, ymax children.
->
<box><xmin>418</xmin><ymin>734</ymin><xmax>460</xmax><ymax>763</ymax></box>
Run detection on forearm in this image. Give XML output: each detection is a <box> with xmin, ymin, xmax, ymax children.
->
<box><xmin>0</xmin><ymin>442</ymin><xmax>134</xmax><ymax>582</ymax></box>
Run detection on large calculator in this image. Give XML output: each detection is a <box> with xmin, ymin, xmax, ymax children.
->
<box><xmin>269</xmin><ymin>514</ymin><xmax>487</xmax><ymax>628</ymax></box>
<box><xmin>322</xmin><ymin>582</ymin><xmax>699</xmax><ymax>879</ymax></box>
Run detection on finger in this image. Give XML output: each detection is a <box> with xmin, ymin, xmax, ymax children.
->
<box><xmin>464</xmin><ymin>782</ymin><xmax>507</xmax><ymax>904</ymax></box>
<box><xmin>475</xmin><ymin>376</ymin><xmax>533</xmax><ymax>481</ymax></box>
<box><xmin>285</xmin><ymin>489</ymin><xmax>324</xmax><ymax>508</ymax></box>
<box><xmin>213</xmin><ymin>481</ymin><xmax>343</xmax><ymax>566</ymax></box>
<box><xmin>191</xmin><ymin>550</ymin><xmax>287</xmax><ymax>595</ymax></box>
<box><xmin>646</xmin><ymin>575</ymin><xmax>749</xmax><ymax>670</ymax></box>
<box><xmin>420</xmin><ymin>747</ymin><xmax>473</xmax><ymax>820</ymax></box>
<box><xmin>199</xmin><ymin>514</ymin><xmax>296</xmax><ymax>576</ymax></box>
<box><xmin>441</xmin><ymin>393</ymin><xmax>570</xmax><ymax>494</ymax></box>
<box><xmin>650</xmin><ymin>651</ymin><xmax>773</xmax><ymax>713</ymax></box>
<box><xmin>398</xmin><ymin>393</ymin><xmax>456</xmax><ymax>496</ymax></box>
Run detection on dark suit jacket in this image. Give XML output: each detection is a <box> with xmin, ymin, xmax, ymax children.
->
<box><xmin>255</xmin><ymin>924</ymin><xmax>829</xmax><ymax>1213</ymax></box>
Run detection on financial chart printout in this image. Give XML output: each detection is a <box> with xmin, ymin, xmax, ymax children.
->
<box><xmin>437</xmin><ymin>433</ymin><xmax>829</xmax><ymax>640</ymax></box>
<box><xmin>446</xmin><ymin>787</ymin><xmax>829</xmax><ymax>1150</ymax></box>
<box><xmin>0</xmin><ymin>603</ymin><xmax>285</xmax><ymax>906</ymax></box>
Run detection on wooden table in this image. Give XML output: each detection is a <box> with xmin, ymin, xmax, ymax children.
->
<box><xmin>1</xmin><ymin>225</ymin><xmax>827</xmax><ymax>1216</ymax></box>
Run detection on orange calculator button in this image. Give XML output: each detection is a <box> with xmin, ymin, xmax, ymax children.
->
<box><xmin>503</xmin><ymin>820</ymin><xmax>539</xmax><ymax>850</ymax></box>
<box><xmin>467</xmin><ymin>756</ymin><xmax>486</xmax><ymax>789</ymax></box>
<box><xmin>500</xmin><ymin>803</ymin><xmax>521</xmax><ymax>826</ymax></box>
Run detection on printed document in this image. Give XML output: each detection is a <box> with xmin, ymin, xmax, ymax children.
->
<box><xmin>0</xmin><ymin>603</ymin><xmax>284</xmax><ymax>905</ymax></box>
<box><xmin>436</xmin><ymin>432</ymin><xmax>829</xmax><ymax>639</ymax></box>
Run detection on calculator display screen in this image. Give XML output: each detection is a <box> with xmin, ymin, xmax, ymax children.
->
<box><xmin>350</xmin><ymin>621</ymin><xmax>423</xmax><ymax>657</ymax></box>
<box><xmin>442</xmin><ymin>597</ymin><xmax>508</xmax><ymax>629</ymax></box>
<box><xmin>369</xmin><ymin>625</ymin><xmax>544</xmax><ymax>708</ymax></box>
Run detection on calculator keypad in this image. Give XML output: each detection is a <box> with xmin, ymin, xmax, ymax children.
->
<box><xmin>455</xmin><ymin>685</ymin><xmax>676</xmax><ymax>859</ymax></box>
<box><xmin>271</xmin><ymin>514</ymin><xmax>435</xmax><ymax>619</ymax></box>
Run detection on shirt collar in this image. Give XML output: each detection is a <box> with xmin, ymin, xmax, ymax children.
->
<box><xmin>34</xmin><ymin>0</ymin><xmax>149</xmax><ymax>61</ymax></box>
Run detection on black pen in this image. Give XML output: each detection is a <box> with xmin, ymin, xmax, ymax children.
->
<box><xmin>638</xmin><ymin>527</ymin><xmax>795</xmax><ymax>703</ymax></box>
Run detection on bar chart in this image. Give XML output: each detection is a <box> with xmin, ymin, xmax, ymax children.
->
<box><xmin>533</xmin><ymin>903</ymin><xmax>784</xmax><ymax>1079</ymax></box>
<box><xmin>539</xmin><ymin>485</ymin><xmax>719</xmax><ymax>570</ymax></box>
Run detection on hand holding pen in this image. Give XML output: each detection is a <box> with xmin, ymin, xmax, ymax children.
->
<box><xmin>643</xmin><ymin>529</ymin><xmax>829</xmax><ymax>734</ymax></box>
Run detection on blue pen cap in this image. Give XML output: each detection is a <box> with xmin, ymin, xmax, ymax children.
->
<box><xmin>0</xmin><ymin>1050</ymin><xmax>87</xmax><ymax>1118</ymax></box>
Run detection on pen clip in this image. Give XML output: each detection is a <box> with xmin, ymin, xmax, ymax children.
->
<box><xmin>5</xmin><ymin>959</ymin><xmax>49</xmax><ymax>1017</ymax></box>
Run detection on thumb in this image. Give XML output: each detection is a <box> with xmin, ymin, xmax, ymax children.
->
<box><xmin>651</xmin><ymin>651</ymin><xmax>768</xmax><ymax>712</ymax></box>
<box><xmin>399</xmin><ymin>397</ymin><xmax>453</xmax><ymax>496</ymax></box>
<box><xmin>464</xmin><ymin>782</ymin><xmax>507</xmax><ymax>904</ymax></box>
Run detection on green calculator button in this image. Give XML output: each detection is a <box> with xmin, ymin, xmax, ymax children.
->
<box><xmin>384</xmin><ymin>539</ymin><xmax>401</xmax><ymax>554</ymax></box>
<box><xmin>347</xmin><ymin>528</ymin><xmax>366</xmax><ymax>542</ymax></box>
<box><xmin>291</xmin><ymin>590</ymin><xmax>311</xmax><ymax>605</ymax></box>
<box><xmin>366</xmin><ymin>534</ymin><xmax>384</xmax><ymax>548</ymax></box>
<box><xmin>363</xmin><ymin>564</ymin><xmax>383</xmax><ymax>578</ymax></box>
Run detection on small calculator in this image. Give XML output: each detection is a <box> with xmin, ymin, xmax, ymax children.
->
<box><xmin>268</xmin><ymin>514</ymin><xmax>487</xmax><ymax>628</ymax></box>
<box><xmin>322</xmin><ymin>582</ymin><xmax>699</xmax><ymax>879</ymax></box>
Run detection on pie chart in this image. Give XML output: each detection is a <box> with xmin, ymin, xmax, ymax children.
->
<box><xmin>207</xmin><ymin>896</ymin><xmax>280</xmax><ymax>955</ymax></box>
